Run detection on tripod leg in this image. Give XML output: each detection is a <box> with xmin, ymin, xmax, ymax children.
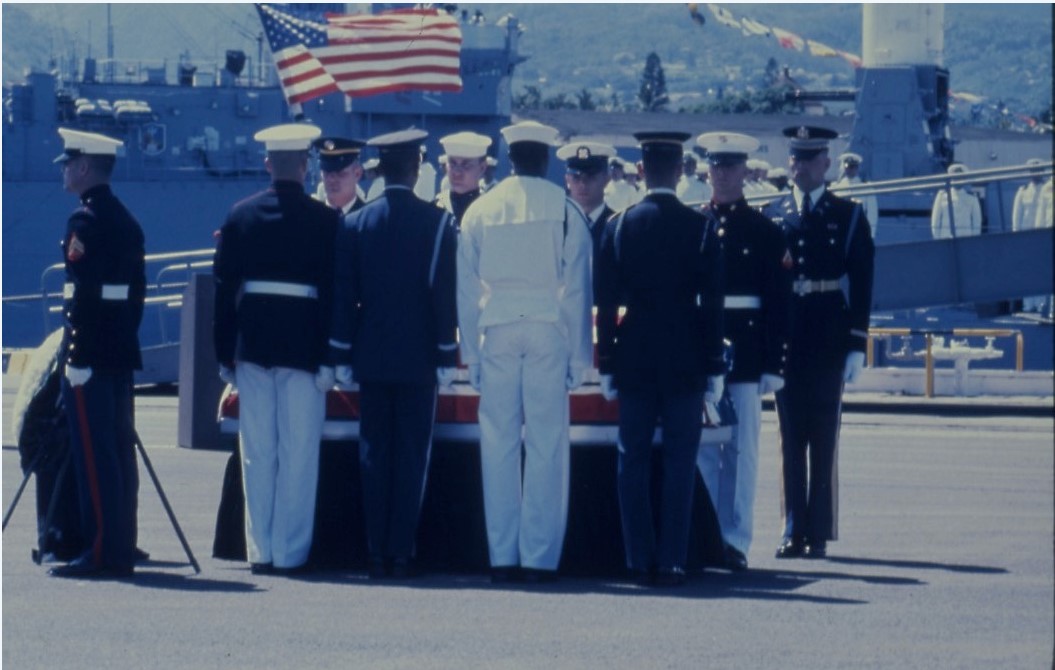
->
<box><xmin>36</xmin><ymin>455</ymin><xmax>74</xmax><ymax>564</ymax></box>
<box><xmin>134</xmin><ymin>433</ymin><xmax>201</xmax><ymax>574</ymax></box>
<box><xmin>3</xmin><ymin>450</ymin><xmax>44</xmax><ymax>531</ymax></box>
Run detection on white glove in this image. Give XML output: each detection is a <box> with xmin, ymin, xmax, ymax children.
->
<box><xmin>437</xmin><ymin>367</ymin><xmax>457</xmax><ymax>388</ymax></box>
<box><xmin>599</xmin><ymin>374</ymin><xmax>618</xmax><ymax>401</ymax></box>
<box><xmin>843</xmin><ymin>351</ymin><xmax>866</xmax><ymax>384</ymax></box>
<box><xmin>66</xmin><ymin>365</ymin><xmax>92</xmax><ymax>387</ymax></box>
<box><xmin>335</xmin><ymin>365</ymin><xmax>353</xmax><ymax>385</ymax></box>
<box><xmin>315</xmin><ymin>366</ymin><xmax>336</xmax><ymax>392</ymax></box>
<box><xmin>566</xmin><ymin>366</ymin><xmax>586</xmax><ymax>391</ymax></box>
<box><xmin>704</xmin><ymin>375</ymin><xmax>725</xmax><ymax>404</ymax></box>
<box><xmin>468</xmin><ymin>364</ymin><xmax>482</xmax><ymax>392</ymax></box>
<box><xmin>759</xmin><ymin>373</ymin><xmax>785</xmax><ymax>395</ymax></box>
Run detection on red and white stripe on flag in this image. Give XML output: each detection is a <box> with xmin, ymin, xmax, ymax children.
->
<box><xmin>273</xmin><ymin>43</ymin><xmax>340</xmax><ymax>105</ymax></box>
<box><xmin>265</xmin><ymin>6</ymin><xmax>463</xmax><ymax>104</ymax></box>
<box><xmin>322</xmin><ymin>9</ymin><xmax>463</xmax><ymax>98</ymax></box>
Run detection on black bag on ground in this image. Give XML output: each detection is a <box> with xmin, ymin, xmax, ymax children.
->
<box><xmin>12</xmin><ymin>329</ymin><xmax>83</xmax><ymax>562</ymax></box>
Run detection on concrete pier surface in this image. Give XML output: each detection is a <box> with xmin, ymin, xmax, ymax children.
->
<box><xmin>3</xmin><ymin>388</ymin><xmax>1052</xmax><ymax>669</ymax></box>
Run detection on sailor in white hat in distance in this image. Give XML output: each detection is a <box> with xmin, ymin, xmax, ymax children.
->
<box><xmin>1012</xmin><ymin>158</ymin><xmax>1049</xmax><ymax>312</ymax></box>
<box><xmin>931</xmin><ymin>162</ymin><xmax>982</xmax><ymax>239</ymax></box>
<box><xmin>833</xmin><ymin>152</ymin><xmax>879</xmax><ymax>237</ymax></box>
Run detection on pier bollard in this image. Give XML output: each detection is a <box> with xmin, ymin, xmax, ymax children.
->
<box><xmin>177</xmin><ymin>273</ymin><xmax>226</xmax><ymax>450</ymax></box>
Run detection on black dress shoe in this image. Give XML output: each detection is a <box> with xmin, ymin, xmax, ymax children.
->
<box><xmin>273</xmin><ymin>563</ymin><xmax>313</xmax><ymax>576</ymax></box>
<box><xmin>804</xmin><ymin>541</ymin><xmax>827</xmax><ymax>559</ymax></box>
<box><xmin>367</xmin><ymin>556</ymin><xmax>388</xmax><ymax>580</ymax></box>
<box><xmin>775</xmin><ymin>537</ymin><xmax>805</xmax><ymax>559</ymax></box>
<box><xmin>134</xmin><ymin>548</ymin><xmax>151</xmax><ymax>562</ymax></box>
<box><xmin>654</xmin><ymin>566</ymin><xmax>687</xmax><ymax>587</ymax></box>
<box><xmin>490</xmin><ymin>566</ymin><xmax>518</xmax><ymax>584</ymax></box>
<box><xmin>521</xmin><ymin>568</ymin><xmax>557</xmax><ymax>584</ymax></box>
<box><xmin>390</xmin><ymin>557</ymin><xmax>418</xmax><ymax>579</ymax></box>
<box><xmin>627</xmin><ymin>568</ymin><xmax>654</xmax><ymax>587</ymax></box>
<box><xmin>723</xmin><ymin>544</ymin><xmax>749</xmax><ymax>571</ymax></box>
<box><xmin>250</xmin><ymin>562</ymin><xmax>274</xmax><ymax>575</ymax></box>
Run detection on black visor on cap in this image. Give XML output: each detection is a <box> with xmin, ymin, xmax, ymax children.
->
<box><xmin>707</xmin><ymin>152</ymin><xmax>748</xmax><ymax>166</ymax></box>
<box><xmin>791</xmin><ymin>147</ymin><xmax>826</xmax><ymax>161</ymax></box>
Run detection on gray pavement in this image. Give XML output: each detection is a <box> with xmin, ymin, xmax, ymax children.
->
<box><xmin>2</xmin><ymin>388</ymin><xmax>1053</xmax><ymax>669</ymax></box>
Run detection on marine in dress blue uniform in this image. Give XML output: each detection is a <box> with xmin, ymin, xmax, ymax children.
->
<box><xmin>595</xmin><ymin>131</ymin><xmax>725</xmax><ymax>586</ymax></box>
<box><xmin>213</xmin><ymin>123</ymin><xmax>339</xmax><ymax>574</ymax></box>
<box><xmin>694</xmin><ymin>132</ymin><xmax>793</xmax><ymax>571</ymax></box>
<box><xmin>328</xmin><ymin>128</ymin><xmax>459</xmax><ymax>578</ymax></box>
<box><xmin>763</xmin><ymin>126</ymin><xmax>875</xmax><ymax>559</ymax></box>
<box><xmin>434</xmin><ymin>131</ymin><xmax>491</xmax><ymax>229</ymax></box>
<box><xmin>49</xmin><ymin>128</ymin><xmax>146</xmax><ymax>579</ymax></box>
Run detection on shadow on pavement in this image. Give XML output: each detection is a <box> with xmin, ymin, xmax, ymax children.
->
<box><xmin>275</xmin><ymin>568</ymin><xmax>870</xmax><ymax>604</ymax></box>
<box><xmin>127</xmin><ymin>570</ymin><xmax>262</xmax><ymax>593</ymax></box>
<box><xmin>826</xmin><ymin>555</ymin><xmax>1008</xmax><ymax>574</ymax></box>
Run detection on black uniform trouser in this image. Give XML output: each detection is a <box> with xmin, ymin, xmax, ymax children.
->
<box><xmin>358</xmin><ymin>381</ymin><xmax>437</xmax><ymax>560</ymax></box>
<box><xmin>61</xmin><ymin>369</ymin><xmax>138</xmax><ymax>569</ymax></box>
<box><xmin>775</xmin><ymin>359</ymin><xmax>843</xmax><ymax>544</ymax></box>
<box><xmin>617</xmin><ymin>387</ymin><xmax>704</xmax><ymax>572</ymax></box>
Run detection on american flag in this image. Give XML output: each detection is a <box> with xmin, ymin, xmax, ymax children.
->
<box><xmin>256</xmin><ymin>4</ymin><xmax>463</xmax><ymax>105</ymax></box>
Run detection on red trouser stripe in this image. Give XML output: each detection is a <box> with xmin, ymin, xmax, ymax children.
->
<box><xmin>73</xmin><ymin>385</ymin><xmax>105</xmax><ymax>565</ymax></box>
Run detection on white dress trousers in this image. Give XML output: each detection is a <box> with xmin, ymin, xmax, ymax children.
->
<box><xmin>696</xmin><ymin>381</ymin><xmax>762</xmax><ymax>556</ymax></box>
<box><xmin>478</xmin><ymin>321</ymin><xmax>571</xmax><ymax>570</ymax></box>
<box><xmin>236</xmin><ymin>362</ymin><xmax>325</xmax><ymax>568</ymax></box>
<box><xmin>457</xmin><ymin>175</ymin><xmax>592</xmax><ymax>571</ymax></box>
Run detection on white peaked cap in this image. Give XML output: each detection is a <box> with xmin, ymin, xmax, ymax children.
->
<box><xmin>440</xmin><ymin>131</ymin><xmax>492</xmax><ymax>159</ymax></box>
<box><xmin>55</xmin><ymin>128</ymin><xmax>124</xmax><ymax>162</ymax></box>
<box><xmin>500</xmin><ymin>120</ymin><xmax>559</xmax><ymax>146</ymax></box>
<box><xmin>555</xmin><ymin>141</ymin><xmax>616</xmax><ymax>162</ymax></box>
<box><xmin>254</xmin><ymin>123</ymin><xmax>322</xmax><ymax>151</ymax></box>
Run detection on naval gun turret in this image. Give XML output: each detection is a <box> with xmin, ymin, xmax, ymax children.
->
<box><xmin>848</xmin><ymin>4</ymin><xmax>951</xmax><ymax>240</ymax></box>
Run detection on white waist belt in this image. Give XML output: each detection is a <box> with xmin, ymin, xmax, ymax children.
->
<box><xmin>63</xmin><ymin>283</ymin><xmax>130</xmax><ymax>300</ymax></box>
<box><xmin>724</xmin><ymin>295</ymin><xmax>761</xmax><ymax>309</ymax></box>
<box><xmin>101</xmin><ymin>284</ymin><xmax>129</xmax><ymax>300</ymax></box>
<box><xmin>243</xmin><ymin>281</ymin><xmax>318</xmax><ymax>299</ymax></box>
<box><xmin>792</xmin><ymin>278</ymin><xmax>843</xmax><ymax>296</ymax></box>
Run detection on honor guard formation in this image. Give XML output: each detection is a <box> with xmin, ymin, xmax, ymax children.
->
<box><xmin>40</xmin><ymin>118</ymin><xmax>877</xmax><ymax>586</ymax></box>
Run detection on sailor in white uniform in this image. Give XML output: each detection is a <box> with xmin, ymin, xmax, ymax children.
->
<box><xmin>604</xmin><ymin>157</ymin><xmax>640</xmax><ymax>212</ymax></box>
<box><xmin>676</xmin><ymin>153</ymin><xmax>712</xmax><ymax>205</ymax></box>
<box><xmin>414</xmin><ymin>145</ymin><xmax>438</xmax><ymax>202</ymax></box>
<box><xmin>931</xmin><ymin>163</ymin><xmax>982</xmax><ymax>239</ymax></box>
<box><xmin>1013</xmin><ymin>159</ymin><xmax>1048</xmax><ymax>311</ymax></box>
<box><xmin>457</xmin><ymin>120</ymin><xmax>593</xmax><ymax>582</ymax></box>
<box><xmin>1033</xmin><ymin>175</ymin><xmax>1054</xmax><ymax>318</ymax></box>
<box><xmin>833</xmin><ymin>152</ymin><xmax>879</xmax><ymax>237</ymax></box>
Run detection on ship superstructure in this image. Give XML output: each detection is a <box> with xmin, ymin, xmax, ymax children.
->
<box><xmin>2</xmin><ymin>5</ymin><xmax>525</xmax><ymax>350</ymax></box>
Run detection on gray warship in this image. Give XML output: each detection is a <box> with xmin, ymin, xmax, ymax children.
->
<box><xmin>2</xmin><ymin>3</ymin><xmax>524</xmax><ymax>357</ymax></box>
<box><xmin>3</xmin><ymin>3</ymin><xmax>1051</xmax><ymax>382</ymax></box>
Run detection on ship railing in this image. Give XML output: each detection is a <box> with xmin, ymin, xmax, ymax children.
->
<box><xmin>37</xmin><ymin>248</ymin><xmax>215</xmax><ymax>343</ymax></box>
<box><xmin>866</xmin><ymin>326</ymin><xmax>1024</xmax><ymax>397</ymax></box>
<box><xmin>741</xmin><ymin>160</ymin><xmax>1054</xmax><ymax>205</ymax></box>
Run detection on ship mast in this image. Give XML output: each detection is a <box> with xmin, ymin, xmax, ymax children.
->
<box><xmin>106</xmin><ymin>4</ymin><xmax>115</xmax><ymax>83</ymax></box>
